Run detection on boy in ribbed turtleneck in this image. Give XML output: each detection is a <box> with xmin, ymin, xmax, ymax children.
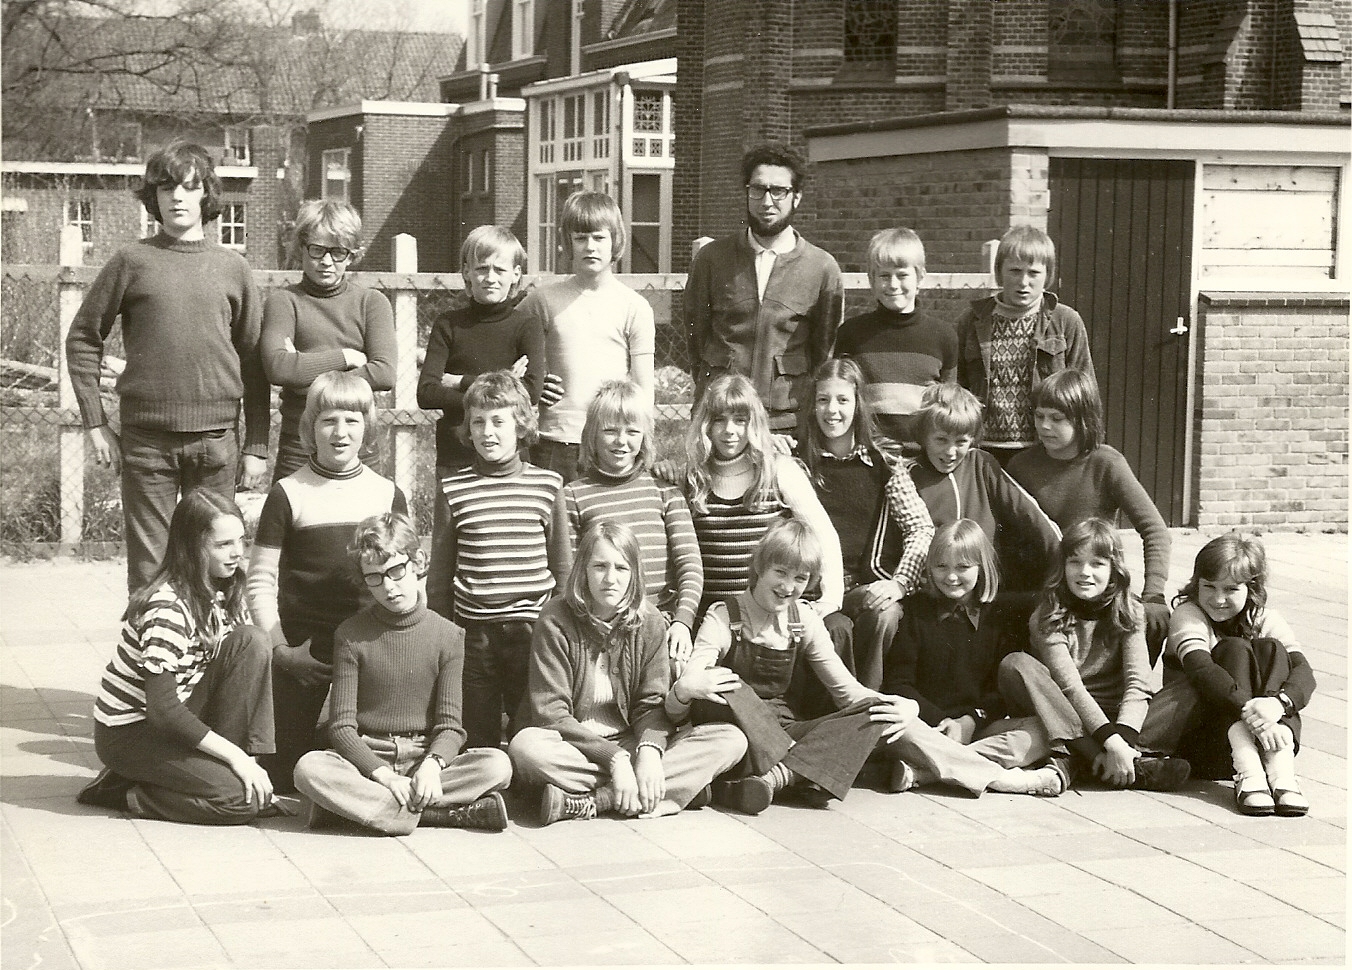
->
<box><xmin>293</xmin><ymin>512</ymin><xmax>513</xmax><ymax>835</ymax></box>
<box><xmin>428</xmin><ymin>372</ymin><xmax>563</xmax><ymax>750</ymax></box>
<box><xmin>417</xmin><ymin>226</ymin><xmax>544</xmax><ymax>472</ymax></box>
<box><xmin>261</xmin><ymin>200</ymin><xmax>395</xmax><ymax>481</ymax></box>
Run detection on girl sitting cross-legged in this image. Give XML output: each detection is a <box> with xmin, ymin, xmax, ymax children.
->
<box><xmin>668</xmin><ymin>517</ymin><xmax>920</xmax><ymax>815</ymax></box>
<box><xmin>509</xmin><ymin>520</ymin><xmax>747</xmax><ymax>824</ymax></box>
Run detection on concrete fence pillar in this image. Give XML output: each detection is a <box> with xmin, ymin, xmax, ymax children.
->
<box><xmin>57</xmin><ymin>224</ymin><xmax>85</xmax><ymax>548</ymax></box>
<box><xmin>391</xmin><ymin>233</ymin><xmax>419</xmax><ymax>505</ymax></box>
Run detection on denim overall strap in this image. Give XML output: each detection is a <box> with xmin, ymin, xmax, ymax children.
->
<box><xmin>723</xmin><ymin>598</ymin><xmax>799</xmax><ymax>702</ymax></box>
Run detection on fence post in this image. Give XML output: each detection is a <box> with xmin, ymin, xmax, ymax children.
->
<box><xmin>57</xmin><ymin>225</ymin><xmax>86</xmax><ymax>549</ymax></box>
<box><xmin>391</xmin><ymin>233</ymin><xmax>418</xmax><ymax>506</ymax></box>
<box><xmin>981</xmin><ymin>238</ymin><xmax>1000</xmax><ymax>280</ymax></box>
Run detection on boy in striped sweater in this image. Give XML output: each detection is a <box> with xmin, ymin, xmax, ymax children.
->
<box><xmin>428</xmin><ymin>372</ymin><xmax>564</xmax><ymax>748</ymax></box>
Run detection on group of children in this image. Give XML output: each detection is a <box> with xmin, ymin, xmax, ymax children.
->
<box><xmin>74</xmin><ymin>141</ymin><xmax>1314</xmax><ymax>836</ymax></box>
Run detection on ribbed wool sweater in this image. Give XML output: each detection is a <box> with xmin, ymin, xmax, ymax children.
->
<box><xmin>260</xmin><ymin>276</ymin><xmax>396</xmax><ymax>426</ymax></box>
<box><xmin>417</xmin><ymin>294</ymin><xmax>545</xmax><ymax>468</ymax></box>
<box><xmin>1008</xmin><ymin>444</ymin><xmax>1170</xmax><ymax>598</ymax></box>
<box><xmin>834</xmin><ymin>305</ymin><xmax>958</xmax><ymax>445</ymax></box>
<box><xmin>65</xmin><ymin>234</ymin><xmax>268</xmax><ymax>453</ymax></box>
<box><xmin>327</xmin><ymin>597</ymin><xmax>467</xmax><ymax>778</ymax></box>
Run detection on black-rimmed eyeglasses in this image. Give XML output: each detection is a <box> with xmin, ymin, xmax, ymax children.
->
<box><xmin>361</xmin><ymin>560</ymin><xmax>410</xmax><ymax>586</ymax></box>
<box><xmin>305</xmin><ymin>244</ymin><xmax>353</xmax><ymax>262</ymax></box>
<box><xmin>746</xmin><ymin>184</ymin><xmax>794</xmax><ymax>202</ymax></box>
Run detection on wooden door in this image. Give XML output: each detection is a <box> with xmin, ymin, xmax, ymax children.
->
<box><xmin>1049</xmin><ymin>157</ymin><xmax>1194</xmax><ymax>526</ymax></box>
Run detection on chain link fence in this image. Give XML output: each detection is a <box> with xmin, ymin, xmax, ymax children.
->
<box><xmin>1</xmin><ymin>262</ymin><xmax>989</xmax><ymax>557</ymax></box>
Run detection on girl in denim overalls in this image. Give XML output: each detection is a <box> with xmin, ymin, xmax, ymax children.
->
<box><xmin>668</xmin><ymin>517</ymin><xmax>919</xmax><ymax>814</ymax></box>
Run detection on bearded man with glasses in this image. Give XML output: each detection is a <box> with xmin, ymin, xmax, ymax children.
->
<box><xmin>686</xmin><ymin>142</ymin><xmax>843</xmax><ymax>433</ymax></box>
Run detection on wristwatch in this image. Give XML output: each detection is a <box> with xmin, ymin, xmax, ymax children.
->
<box><xmin>424</xmin><ymin>752</ymin><xmax>450</xmax><ymax>771</ymax></box>
<box><xmin>1277</xmin><ymin>691</ymin><xmax>1296</xmax><ymax>718</ymax></box>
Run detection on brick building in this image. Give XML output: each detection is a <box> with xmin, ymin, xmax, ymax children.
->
<box><xmin>1</xmin><ymin>12</ymin><xmax>459</xmax><ymax>268</ymax></box>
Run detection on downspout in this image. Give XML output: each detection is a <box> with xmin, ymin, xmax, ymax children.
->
<box><xmin>1167</xmin><ymin>0</ymin><xmax>1178</xmax><ymax>109</ymax></box>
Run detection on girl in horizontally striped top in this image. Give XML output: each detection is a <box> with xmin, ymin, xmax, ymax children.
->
<box><xmin>551</xmin><ymin>380</ymin><xmax>703</xmax><ymax>663</ymax></box>
<box><xmin>684</xmin><ymin>373</ymin><xmax>843</xmax><ymax>624</ymax></box>
<box><xmin>79</xmin><ymin>488</ymin><xmax>276</xmax><ymax>824</ymax></box>
<box><xmin>428</xmin><ymin>371</ymin><xmax>564</xmax><ymax>749</ymax></box>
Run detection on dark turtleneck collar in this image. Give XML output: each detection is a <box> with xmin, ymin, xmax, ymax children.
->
<box><xmin>473</xmin><ymin>451</ymin><xmax>524</xmax><ymax>478</ymax></box>
<box><xmin>148</xmin><ymin>233</ymin><xmax>209</xmax><ymax>253</ymax></box>
<box><xmin>464</xmin><ymin>291</ymin><xmax>525</xmax><ymax>323</ymax></box>
<box><xmin>299</xmin><ymin>274</ymin><xmax>349</xmax><ymax>299</ymax></box>
<box><xmin>308</xmin><ymin>455</ymin><xmax>364</xmax><ymax>481</ymax></box>
<box><xmin>1065</xmin><ymin>589</ymin><xmax>1114</xmax><ymax>621</ymax></box>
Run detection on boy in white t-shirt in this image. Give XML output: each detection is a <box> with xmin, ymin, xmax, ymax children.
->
<box><xmin>523</xmin><ymin>191</ymin><xmax>655</xmax><ymax>481</ymax></box>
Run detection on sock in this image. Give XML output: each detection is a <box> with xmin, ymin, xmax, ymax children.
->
<box><xmin>1228</xmin><ymin>721</ymin><xmax>1266</xmax><ymax>790</ymax></box>
<box><xmin>763</xmin><ymin>763</ymin><xmax>799</xmax><ymax>793</ymax></box>
<box><xmin>1262</xmin><ymin>742</ymin><xmax>1300</xmax><ymax>791</ymax></box>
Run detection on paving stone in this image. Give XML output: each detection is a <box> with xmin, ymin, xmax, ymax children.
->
<box><xmin>346</xmin><ymin>905</ymin><xmax>504</xmax><ymax>951</ymax></box>
<box><xmin>646</xmin><ymin>913</ymin><xmax>831</xmax><ymax>964</ymax></box>
<box><xmin>1084</xmin><ymin>920</ymin><xmax>1263</xmax><ymax>962</ymax></box>
<box><xmin>1019</xmin><ymin>886</ymin><xmax>1191</xmax><ymax>931</ymax></box>
<box><xmin>1201</xmin><ymin>912</ymin><xmax>1346</xmax><ymax>961</ymax></box>
<box><xmin>513</xmin><ymin>923</ymin><xmax>684</xmax><ymax>965</ymax></box>
<box><xmin>370</xmin><ymin>939</ymin><xmax>536</xmax><ymax>967</ymax></box>
<box><xmin>478</xmin><ymin>893</ymin><xmax>630</xmax><ymax>940</ymax></box>
<box><xmin>65</xmin><ymin>924</ymin><xmax>231</xmax><ymax>970</ymax></box>
<box><xmin>210</xmin><ymin>916</ymin><xmax>385</xmax><ymax>968</ymax></box>
<box><xmin>964</xmin><ymin>860</ymin><xmax>1125</xmax><ymax>899</ymax></box>
<box><xmin>608</xmin><ymin>883</ymin><xmax>764</xmax><ymax>928</ymax></box>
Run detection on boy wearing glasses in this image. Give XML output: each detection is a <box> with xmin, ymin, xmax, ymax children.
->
<box><xmin>686</xmin><ymin>142</ymin><xmax>843</xmax><ymax>432</ymax></box>
<box><xmin>293</xmin><ymin>511</ymin><xmax>514</xmax><ymax>834</ymax></box>
<box><xmin>262</xmin><ymin>199</ymin><xmax>395</xmax><ymax>481</ymax></box>
<box><xmin>66</xmin><ymin>140</ymin><xmax>270</xmax><ymax>592</ymax></box>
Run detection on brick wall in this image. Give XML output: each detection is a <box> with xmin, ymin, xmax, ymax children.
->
<box><xmin>1195</xmin><ymin>294</ymin><xmax>1349</xmax><ymax>529</ymax></box>
<box><xmin>809</xmin><ymin>147</ymin><xmax>1039</xmax><ymax>274</ymax></box>
<box><xmin>358</xmin><ymin>114</ymin><xmax>458</xmax><ymax>272</ymax></box>
<box><xmin>672</xmin><ymin>0</ymin><xmax>704</xmax><ymax>272</ymax></box>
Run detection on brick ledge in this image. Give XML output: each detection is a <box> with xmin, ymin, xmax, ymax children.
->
<box><xmin>1199</xmin><ymin>292</ymin><xmax>1350</xmax><ymax>309</ymax></box>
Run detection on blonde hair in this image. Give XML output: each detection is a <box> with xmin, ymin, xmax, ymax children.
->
<box><xmin>461</xmin><ymin>224</ymin><xmax>527</xmax><ymax>276</ymax></box>
<box><xmin>348</xmin><ymin>511</ymin><xmax>424</xmax><ymax>582</ymax></box>
<box><xmin>459</xmin><ymin>371</ymin><xmax>538</xmax><ymax>451</ymax></box>
<box><xmin>685</xmin><ymin>373</ymin><xmax>778</xmax><ymax>514</ymax></box>
<box><xmin>291</xmin><ymin>199</ymin><xmax>364</xmax><ymax>264</ymax></box>
<box><xmin>925</xmin><ymin>519</ymin><xmax>999</xmax><ymax>603</ymax></box>
<box><xmin>299</xmin><ymin>370</ymin><xmax>377</xmax><ymax>461</ymax></box>
<box><xmin>914</xmin><ymin>381</ymin><xmax>984</xmax><ymax>442</ymax></box>
<box><xmin>867</xmin><ymin>227</ymin><xmax>927</xmax><ymax>277</ymax></box>
<box><xmin>565</xmin><ymin>520</ymin><xmax>645</xmax><ymax>630</ymax></box>
<box><xmin>748</xmin><ymin>517</ymin><xmax>822</xmax><ymax>592</ymax></box>
<box><xmin>579</xmin><ymin>379</ymin><xmax>655</xmax><ymax>475</ymax></box>
<box><xmin>561</xmin><ymin>191</ymin><xmax>626</xmax><ymax>262</ymax></box>
<box><xmin>996</xmin><ymin>225</ymin><xmax>1057</xmax><ymax>286</ymax></box>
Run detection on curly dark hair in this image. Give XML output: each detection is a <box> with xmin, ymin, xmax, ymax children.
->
<box><xmin>740</xmin><ymin>142</ymin><xmax>808</xmax><ymax>191</ymax></box>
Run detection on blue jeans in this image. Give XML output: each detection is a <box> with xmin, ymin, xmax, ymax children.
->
<box><xmin>531</xmin><ymin>438</ymin><xmax>579</xmax><ymax>481</ymax></box>
<box><xmin>120</xmin><ymin>425</ymin><xmax>237</xmax><ymax>593</ymax></box>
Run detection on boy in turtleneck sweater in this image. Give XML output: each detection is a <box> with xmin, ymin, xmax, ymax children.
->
<box><xmin>417</xmin><ymin>225</ymin><xmax>545</xmax><ymax>473</ymax></box>
<box><xmin>428</xmin><ymin>372</ymin><xmax>564</xmax><ymax>750</ymax></box>
<box><xmin>955</xmin><ymin>225</ymin><xmax>1095</xmax><ymax>468</ymax></box>
<box><xmin>293</xmin><ymin>512</ymin><xmax>514</xmax><ymax>834</ymax></box>
<box><xmin>834</xmin><ymin>227</ymin><xmax>958</xmax><ymax>454</ymax></box>
<box><xmin>262</xmin><ymin>200</ymin><xmax>395</xmax><ymax>482</ymax></box>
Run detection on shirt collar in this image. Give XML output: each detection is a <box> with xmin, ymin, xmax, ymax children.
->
<box><xmin>936</xmin><ymin>598</ymin><xmax>982</xmax><ymax>629</ymax></box>
<box><xmin>818</xmin><ymin>441</ymin><xmax>872</xmax><ymax>465</ymax></box>
<box><xmin>747</xmin><ymin>226</ymin><xmax>798</xmax><ymax>256</ymax></box>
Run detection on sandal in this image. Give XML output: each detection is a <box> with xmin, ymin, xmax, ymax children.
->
<box><xmin>1272</xmin><ymin>788</ymin><xmax>1309</xmax><ymax>817</ymax></box>
<box><xmin>1235</xmin><ymin>786</ymin><xmax>1275</xmax><ymax>817</ymax></box>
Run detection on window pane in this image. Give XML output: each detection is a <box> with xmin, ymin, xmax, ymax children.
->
<box><xmin>631</xmin><ymin>173</ymin><xmax>660</xmax><ymax>223</ymax></box>
<box><xmin>630</xmin><ymin>225</ymin><xmax>659</xmax><ymax>273</ymax></box>
<box><xmin>633</xmin><ymin>91</ymin><xmax>663</xmax><ymax>133</ymax></box>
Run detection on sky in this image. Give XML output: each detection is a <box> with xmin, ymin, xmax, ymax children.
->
<box><xmin>117</xmin><ymin>0</ymin><xmax>467</xmax><ymax>34</ymax></box>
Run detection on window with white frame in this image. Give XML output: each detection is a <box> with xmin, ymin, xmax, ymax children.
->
<box><xmin>537</xmin><ymin>99</ymin><xmax>556</xmax><ymax>163</ymax></box>
<box><xmin>222</xmin><ymin>126</ymin><xmax>250</xmax><ymax>166</ymax></box>
<box><xmin>64</xmin><ymin>198</ymin><xmax>93</xmax><ymax>253</ymax></box>
<box><xmin>218</xmin><ymin>202</ymin><xmax>246</xmax><ymax>250</ymax></box>
<box><xmin>562</xmin><ymin>93</ymin><xmax>585</xmax><ymax>163</ymax></box>
<box><xmin>592</xmin><ymin>90</ymin><xmax>610</xmax><ymax>159</ymax></box>
<box><xmin>512</xmin><ymin>0</ymin><xmax>535</xmax><ymax>60</ymax></box>
<box><xmin>322</xmin><ymin>148</ymin><xmax>351</xmax><ymax>202</ymax></box>
<box><xmin>629</xmin><ymin>88</ymin><xmax>672</xmax><ymax>159</ymax></box>
<box><xmin>467</xmin><ymin>0</ymin><xmax>486</xmax><ymax>68</ymax></box>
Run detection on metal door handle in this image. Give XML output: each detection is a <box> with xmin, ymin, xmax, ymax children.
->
<box><xmin>1169</xmin><ymin>316</ymin><xmax>1188</xmax><ymax>335</ymax></box>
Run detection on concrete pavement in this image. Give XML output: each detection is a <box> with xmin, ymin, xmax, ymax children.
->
<box><xmin>1</xmin><ymin>528</ymin><xmax>1345</xmax><ymax>967</ymax></box>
